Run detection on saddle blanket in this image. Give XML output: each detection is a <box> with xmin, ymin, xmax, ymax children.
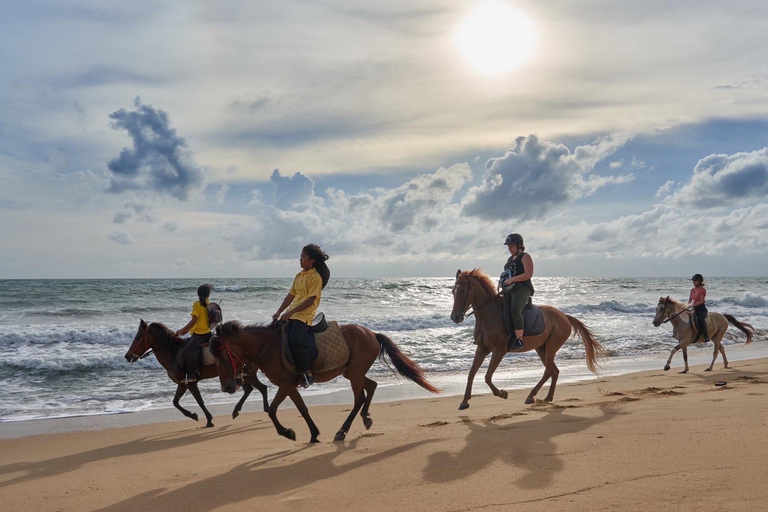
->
<box><xmin>503</xmin><ymin>301</ymin><xmax>545</xmax><ymax>338</ymax></box>
<box><xmin>282</xmin><ymin>321</ymin><xmax>349</xmax><ymax>375</ymax></box>
<box><xmin>201</xmin><ymin>345</ymin><xmax>215</xmax><ymax>366</ymax></box>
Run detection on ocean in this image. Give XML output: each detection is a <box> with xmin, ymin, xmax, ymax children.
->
<box><xmin>1</xmin><ymin>277</ymin><xmax>766</xmax><ymax>424</ymax></box>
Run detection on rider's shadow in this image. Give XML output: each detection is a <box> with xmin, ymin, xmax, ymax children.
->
<box><xmin>423</xmin><ymin>405</ymin><xmax>625</xmax><ymax>489</ymax></box>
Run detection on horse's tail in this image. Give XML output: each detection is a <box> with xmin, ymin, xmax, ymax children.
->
<box><xmin>565</xmin><ymin>315</ymin><xmax>607</xmax><ymax>374</ymax></box>
<box><xmin>375</xmin><ymin>333</ymin><xmax>440</xmax><ymax>394</ymax></box>
<box><xmin>723</xmin><ymin>314</ymin><xmax>755</xmax><ymax>345</ymax></box>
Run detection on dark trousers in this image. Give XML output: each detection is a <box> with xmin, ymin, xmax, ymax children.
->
<box><xmin>177</xmin><ymin>332</ymin><xmax>211</xmax><ymax>380</ymax></box>
<box><xmin>287</xmin><ymin>319</ymin><xmax>312</xmax><ymax>373</ymax></box>
<box><xmin>692</xmin><ymin>305</ymin><xmax>709</xmax><ymax>342</ymax></box>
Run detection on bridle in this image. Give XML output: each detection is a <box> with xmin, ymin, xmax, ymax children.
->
<box><xmin>454</xmin><ymin>274</ymin><xmax>494</xmax><ymax>319</ymax></box>
<box><xmin>659</xmin><ymin>299</ymin><xmax>691</xmax><ymax>324</ymax></box>
<box><xmin>133</xmin><ymin>330</ymin><xmax>154</xmax><ymax>360</ymax></box>
<box><xmin>215</xmin><ymin>339</ymin><xmax>248</xmax><ymax>381</ymax></box>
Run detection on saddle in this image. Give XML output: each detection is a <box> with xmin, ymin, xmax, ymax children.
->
<box><xmin>687</xmin><ymin>312</ymin><xmax>711</xmax><ymax>340</ymax></box>
<box><xmin>502</xmin><ymin>297</ymin><xmax>545</xmax><ymax>338</ymax></box>
<box><xmin>281</xmin><ymin>313</ymin><xmax>349</xmax><ymax>375</ymax></box>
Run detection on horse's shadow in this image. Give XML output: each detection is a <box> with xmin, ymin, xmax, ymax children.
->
<box><xmin>90</xmin><ymin>436</ymin><xmax>439</xmax><ymax>512</ymax></box>
<box><xmin>0</xmin><ymin>421</ymin><xmax>271</xmax><ymax>488</ymax></box>
<box><xmin>423</xmin><ymin>404</ymin><xmax>625</xmax><ymax>489</ymax></box>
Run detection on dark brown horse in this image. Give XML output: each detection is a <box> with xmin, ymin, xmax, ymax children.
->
<box><xmin>124</xmin><ymin>320</ymin><xmax>269</xmax><ymax>427</ymax></box>
<box><xmin>211</xmin><ymin>321</ymin><xmax>439</xmax><ymax>442</ymax></box>
<box><xmin>450</xmin><ymin>269</ymin><xmax>606</xmax><ymax>408</ymax></box>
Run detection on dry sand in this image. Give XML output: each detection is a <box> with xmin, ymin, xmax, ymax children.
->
<box><xmin>3</xmin><ymin>358</ymin><xmax>768</xmax><ymax>512</ymax></box>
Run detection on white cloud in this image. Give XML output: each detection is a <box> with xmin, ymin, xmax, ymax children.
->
<box><xmin>108</xmin><ymin>230</ymin><xmax>135</xmax><ymax>245</ymax></box>
<box><xmin>461</xmin><ymin>133</ymin><xmax>633</xmax><ymax>221</ymax></box>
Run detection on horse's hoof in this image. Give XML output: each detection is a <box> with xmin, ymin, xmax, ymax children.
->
<box><xmin>543</xmin><ymin>397</ymin><xmax>553</xmax><ymax>403</ymax></box>
<box><xmin>334</xmin><ymin>432</ymin><xmax>346</xmax><ymax>442</ymax></box>
<box><xmin>705</xmin><ymin>368</ymin><xmax>712</xmax><ymax>372</ymax></box>
<box><xmin>499</xmin><ymin>390</ymin><xmax>508</xmax><ymax>400</ymax></box>
<box><xmin>524</xmin><ymin>397</ymin><xmax>535</xmax><ymax>405</ymax></box>
<box><xmin>458</xmin><ymin>402</ymin><xmax>469</xmax><ymax>410</ymax></box>
<box><xmin>363</xmin><ymin>417</ymin><xmax>373</xmax><ymax>430</ymax></box>
<box><xmin>205</xmin><ymin>422</ymin><xmax>214</xmax><ymax>428</ymax></box>
<box><xmin>283</xmin><ymin>429</ymin><xmax>296</xmax><ymax>441</ymax></box>
<box><xmin>310</xmin><ymin>437</ymin><xmax>320</xmax><ymax>443</ymax></box>
<box><xmin>190</xmin><ymin>413</ymin><xmax>199</xmax><ymax>422</ymax></box>
<box><xmin>232</xmin><ymin>410</ymin><xmax>240</xmax><ymax>420</ymax></box>
<box><xmin>679</xmin><ymin>370</ymin><xmax>688</xmax><ymax>374</ymax></box>
<box><xmin>663</xmin><ymin>365</ymin><xmax>670</xmax><ymax>371</ymax></box>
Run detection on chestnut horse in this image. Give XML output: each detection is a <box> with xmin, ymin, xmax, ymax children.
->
<box><xmin>125</xmin><ymin>320</ymin><xmax>269</xmax><ymax>427</ymax></box>
<box><xmin>450</xmin><ymin>269</ymin><xmax>606</xmax><ymax>408</ymax></box>
<box><xmin>211</xmin><ymin>321</ymin><xmax>439</xmax><ymax>442</ymax></box>
<box><xmin>652</xmin><ymin>296</ymin><xmax>755</xmax><ymax>373</ymax></box>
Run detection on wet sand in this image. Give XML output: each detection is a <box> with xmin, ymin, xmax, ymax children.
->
<box><xmin>3</xmin><ymin>357</ymin><xmax>768</xmax><ymax>511</ymax></box>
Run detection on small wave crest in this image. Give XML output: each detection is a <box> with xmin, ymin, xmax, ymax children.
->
<box><xmin>563</xmin><ymin>300</ymin><xmax>653</xmax><ymax>315</ymax></box>
<box><xmin>722</xmin><ymin>292</ymin><xmax>768</xmax><ymax>308</ymax></box>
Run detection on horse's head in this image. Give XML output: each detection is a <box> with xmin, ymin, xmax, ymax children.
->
<box><xmin>652</xmin><ymin>296</ymin><xmax>671</xmax><ymax>327</ymax></box>
<box><xmin>209</xmin><ymin>328</ymin><xmax>245</xmax><ymax>394</ymax></box>
<box><xmin>451</xmin><ymin>269</ymin><xmax>480</xmax><ymax>324</ymax></box>
<box><xmin>125</xmin><ymin>319</ymin><xmax>151</xmax><ymax>362</ymax></box>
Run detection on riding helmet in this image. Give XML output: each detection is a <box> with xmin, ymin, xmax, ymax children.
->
<box><xmin>504</xmin><ymin>233</ymin><xmax>524</xmax><ymax>246</ymax></box>
<box><xmin>691</xmin><ymin>273</ymin><xmax>704</xmax><ymax>282</ymax></box>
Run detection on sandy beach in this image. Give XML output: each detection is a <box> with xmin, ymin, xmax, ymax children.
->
<box><xmin>3</xmin><ymin>357</ymin><xmax>768</xmax><ymax>512</ymax></box>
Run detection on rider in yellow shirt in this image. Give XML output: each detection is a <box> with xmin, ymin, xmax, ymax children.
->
<box><xmin>273</xmin><ymin>244</ymin><xmax>330</xmax><ymax>388</ymax></box>
<box><xmin>175</xmin><ymin>284</ymin><xmax>212</xmax><ymax>383</ymax></box>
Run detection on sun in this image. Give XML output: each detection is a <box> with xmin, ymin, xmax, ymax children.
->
<box><xmin>455</xmin><ymin>0</ymin><xmax>536</xmax><ymax>76</ymax></box>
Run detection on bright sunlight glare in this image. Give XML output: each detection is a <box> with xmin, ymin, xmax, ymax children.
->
<box><xmin>455</xmin><ymin>0</ymin><xmax>536</xmax><ymax>76</ymax></box>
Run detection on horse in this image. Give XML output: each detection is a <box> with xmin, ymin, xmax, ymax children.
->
<box><xmin>450</xmin><ymin>269</ymin><xmax>606</xmax><ymax>408</ymax></box>
<box><xmin>124</xmin><ymin>320</ymin><xmax>270</xmax><ymax>427</ymax></box>
<box><xmin>210</xmin><ymin>320</ymin><xmax>439</xmax><ymax>443</ymax></box>
<box><xmin>652</xmin><ymin>296</ymin><xmax>755</xmax><ymax>373</ymax></box>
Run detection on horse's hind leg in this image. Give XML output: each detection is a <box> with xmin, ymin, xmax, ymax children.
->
<box><xmin>335</xmin><ymin>374</ymin><xmax>366</xmax><ymax>442</ymax></box>
<box><xmin>680</xmin><ymin>347</ymin><xmax>689</xmax><ymax>374</ymax></box>
<box><xmin>527</xmin><ymin>347</ymin><xmax>555</xmax><ymax>404</ymax></box>
<box><xmin>187</xmin><ymin>382</ymin><xmax>214</xmax><ymax>427</ymax></box>
<box><xmin>706</xmin><ymin>341</ymin><xmax>724</xmax><ymax>371</ymax></box>
<box><xmin>172</xmin><ymin>383</ymin><xmax>200</xmax><ymax>422</ymax></box>
<box><xmin>360</xmin><ymin>377</ymin><xmax>377</xmax><ymax>430</ymax></box>
<box><xmin>719</xmin><ymin>341</ymin><xmax>729</xmax><ymax>369</ymax></box>
<box><xmin>232</xmin><ymin>382</ymin><xmax>253</xmax><ymax>420</ymax></box>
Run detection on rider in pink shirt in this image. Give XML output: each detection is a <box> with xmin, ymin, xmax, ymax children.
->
<box><xmin>689</xmin><ymin>274</ymin><xmax>710</xmax><ymax>343</ymax></box>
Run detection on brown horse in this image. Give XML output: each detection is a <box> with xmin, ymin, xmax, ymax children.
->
<box><xmin>450</xmin><ymin>269</ymin><xmax>606</xmax><ymax>408</ymax></box>
<box><xmin>210</xmin><ymin>321</ymin><xmax>439</xmax><ymax>443</ymax></box>
<box><xmin>652</xmin><ymin>296</ymin><xmax>755</xmax><ymax>373</ymax></box>
<box><xmin>124</xmin><ymin>320</ymin><xmax>269</xmax><ymax>427</ymax></box>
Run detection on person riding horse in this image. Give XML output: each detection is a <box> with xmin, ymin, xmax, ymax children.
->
<box><xmin>689</xmin><ymin>273</ymin><xmax>710</xmax><ymax>343</ymax></box>
<box><xmin>501</xmin><ymin>233</ymin><xmax>534</xmax><ymax>350</ymax></box>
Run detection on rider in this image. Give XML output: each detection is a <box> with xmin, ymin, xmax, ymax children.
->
<box><xmin>689</xmin><ymin>274</ymin><xmax>710</xmax><ymax>343</ymax></box>
<box><xmin>174</xmin><ymin>284</ymin><xmax>213</xmax><ymax>383</ymax></box>
<box><xmin>501</xmin><ymin>233</ymin><xmax>535</xmax><ymax>350</ymax></box>
<box><xmin>273</xmin><ymin>244</ymin><xmax>330</xmax><ymax>388</ymax></box>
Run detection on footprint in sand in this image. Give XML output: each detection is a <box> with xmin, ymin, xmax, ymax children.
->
<box><xmin>420</xmin><ymin>421</ymin><xmax>450</xmax><ymax>428</ymax></box>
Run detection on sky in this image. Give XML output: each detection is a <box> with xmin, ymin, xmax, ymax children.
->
<box><xmin>2</xmin><ymin>0</ymin><xmax>768</xmax><ymax>278</ymax></box>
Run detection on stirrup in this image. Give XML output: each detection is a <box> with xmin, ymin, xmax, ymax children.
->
<box><xmin>508</xmin><ymin>338</ymin><xmax>524</xmax><ymax>350</ymax></box>
<box><xmin>300</xmin><ymin>374</ymin><xmax>314</xmax><ymax>388</ymax></box>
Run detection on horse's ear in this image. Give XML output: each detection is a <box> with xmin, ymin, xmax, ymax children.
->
<box><xmin>456</xmin><ymin>269</ymin><xmax>461</xmax><ymax>278</ymax></box>
<box><xmin>140</xmin><ymin>319</ymin><xmax>146</xmax><ymax>327</ymax></box>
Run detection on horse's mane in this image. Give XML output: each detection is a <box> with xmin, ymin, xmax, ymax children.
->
<box><xmin>218</xmin><ymin>320</ymin><xmax>278</xmax><ymax>338</ymax></box>
<box><xmin>664</xmin><ymin>297</ymin><xmax>686</xmax><ymax>308</ymax></box>
<box><xmin>460</xmin><ymin>269</ymin><xmax>498</xmax><ymax>298</ymax></box>
<box><xmin>147</xmin><ymin>322</ymin><xmax>182</xmax><ymax>349</ymax></box>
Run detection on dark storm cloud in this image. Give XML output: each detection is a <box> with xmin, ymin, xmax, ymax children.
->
<box><xmin>107</xmin><ymin>98</ymin><xmax>204</xmax><ymax>200</ymax></box>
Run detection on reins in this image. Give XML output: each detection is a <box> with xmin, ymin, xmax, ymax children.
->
<box><xmin>661</xmin><ymin>303</ymin><xmax>692</xmax><ymax>324</ymax></box>
<box><xmin>458</xmin><ymin>276</ymin><xmax>495</xmax><ymax>318</ymax></box>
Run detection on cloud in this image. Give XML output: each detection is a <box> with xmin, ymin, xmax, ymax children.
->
<box><xmin>655</xmin><ymin>179</ymin><xmax>676</xmax><ymax>198</ymax></box>
<box><xmin>108</xmin><ymin>230</ymin><xmax>134</xmax><ymax>245</ymax></box>
<box><xmin>672</xmin><ymin>148</ymin><xmax>768</xmax><ymax>208</ymax></box>
<box><xmin>215</xmin><ymin>183</ymin><xmax>229</xmax><ymax>204</ymax></box>
<box><xmin>162</xmin><ymin>221</ymin><xmax>179</xmax><ymax>233</ymax></box>
<box><xmin>111</xmin><ymin>201</ymin><xmax>157</xmax><ymax>224</ymax></box>
<box><xmin>107</xmin><ymin>97</ymin><xmax>204</xmax><ymax>200</ymax></box>
<box><xmin>461</xmin><ymin>133</ymin><xmax>633</xmax><ymax>221</ymax></box>
<box><xmin>269</xmin><ymin>169</ymin><xmax>316</xmax><ymax>210</ymax></box>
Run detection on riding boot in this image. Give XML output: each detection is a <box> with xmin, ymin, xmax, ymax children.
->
<box><xmin>508</xmin><ymin>338</ymin><xmax>524</xmax><ymax>350</ymax></box>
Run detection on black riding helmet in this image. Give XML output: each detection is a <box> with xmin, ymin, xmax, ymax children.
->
<box><xmin>691</xmin><ymin>273</ymin><xmax>704</xmax><ymax>282</ymax></box>
<box><xmin>504</xmin><ymin>233</ymin><xmax>524</xmax><ymax>246</ymax></box>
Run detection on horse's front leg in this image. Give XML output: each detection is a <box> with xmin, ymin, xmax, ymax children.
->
<box><xmin>484</xmin><ymin>348</ymin><xmax>508</xmax><ymax>400</ymax></box>
<box><xmin>172</xmin><ymin>383</ymin><xmax>199</xmax><ymax>422</ymax></box>
<box><xmin>459</xmin><ymin>346</ymin><xmax>489</xmax><ymax>410</ymax></box>
<box><xmin>232</xmin><ymin>382</ymin><xmax>253</xmax><ymax>420</ymax></box>
<box><xmin>334</xmin><ymin>374</ymin><xmax>366</xmax><ymax>442</ymax></box>
<box><xmin>664</xmin><ymin>344</ymin><xmax>682</xmax><ymax>372</ymax></box>
<box><xmin>268</xmin><ymin>384</ymin><xmax>296</xmax><ymax>441</ymax></box>
<box><xmin>287</xmin><ymin>388</ymin><xmax>321</xmax><ymax>443</ymax></box>
<box><xmin>186</xmin><ymin>382</ymin><xmax>214</xmax><ymax>427</ymax></box>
